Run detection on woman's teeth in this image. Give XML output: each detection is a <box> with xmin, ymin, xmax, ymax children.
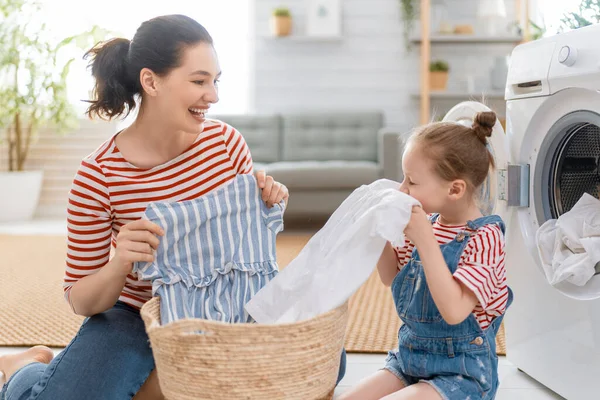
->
<box><xmin>189</xmin><ymin>108</ymin><xmax>205</xmax><ymax>117</ymax></box>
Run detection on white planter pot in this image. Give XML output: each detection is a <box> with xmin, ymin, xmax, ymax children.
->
<box><xmin>0</xmin><ymin>170</ymin><xmax>44</xmax><ymax>222</ymax></box>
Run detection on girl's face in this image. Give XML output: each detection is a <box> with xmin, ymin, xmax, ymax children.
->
<box><xmin>150</xmin><ymin>42</ymin><xmax>221</xmax><ymax>134</ymax></box>
<box><xmin>399</xmin><ymin>143</ymin><xmax>452</xmax><ymax>214</ymax></box>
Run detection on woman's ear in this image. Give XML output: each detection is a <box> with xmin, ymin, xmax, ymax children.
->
<box><xmin>448</xmin><ymin>179</ymin><xmax>467</xmax><ymax>200</ymax></box>
<box><xmin>139</xmin><ymin>68</ymin><xmax>159</xmax><ymax>97</ymax></box>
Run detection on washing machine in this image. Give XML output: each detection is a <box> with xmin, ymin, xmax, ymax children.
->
<box><xmin>440</xmin><ymin>24</ymin><xmax>600</xmax><ymax>400</ymax></box>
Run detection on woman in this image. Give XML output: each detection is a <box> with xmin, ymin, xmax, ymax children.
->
<box><xmin>0</xmin><ymin>14</ymin><xmax>345</xmax><ymax>400</ymax></box>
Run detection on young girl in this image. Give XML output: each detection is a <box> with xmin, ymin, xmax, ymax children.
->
<box><xmin>0</xmin><ymin>14</ymin><xmax>350</xmax><ymax>400</ymax></box>
<box><xmin>340</xmin><ymin>111</ymin><xmax>513</xmax><ymax>400</ymax></box>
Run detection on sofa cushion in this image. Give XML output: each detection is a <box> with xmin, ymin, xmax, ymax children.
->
<box><xmin>265</xmin><ymin>161</ymin><xmax>381</xmax><ymax>190</ymax></box>
<box><xmin>253</xmin><ymin>162</ymin><xmax>269</xmax><ymax>173</ymax></box>
<box><xmin>208</xmin><ymin>115</ymin><xmax>281</xmax><ymax>163</ymax></box>
<box><xmin>281</xmin><ymin>112</ymin><xmax>383</xmax><ymax>162</ymax></box>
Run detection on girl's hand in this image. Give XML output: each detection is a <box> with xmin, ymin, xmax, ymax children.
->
<box><xmin>404</xmin><ymin>206</ymin><xmax>434</xmax><ymax>246</ymax></box>
<box><xmin>111</xmin><ymin>219</ymin><xmax>164</xmax><ymax>276</ymax></box>
<box><xmin>255</xmin><ymin>170</ymin><xmax>289</xmax><ymax>208</ymax></box>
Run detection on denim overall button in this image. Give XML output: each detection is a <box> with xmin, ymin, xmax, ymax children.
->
<box><xmin>456</xmin><ymin>232</ymin><xmax>465</xmax><ymax>242</ymax></box>
<box><xmin>471</xmin><ymin>336</ymin><xmax>484</xmax><ymax>345</ymax></box>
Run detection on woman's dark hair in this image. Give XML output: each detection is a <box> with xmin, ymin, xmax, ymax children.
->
<box><xmin>84</xmin><ymin>14</ymin><xmax>213</xmax><ymax>120</ymax></box>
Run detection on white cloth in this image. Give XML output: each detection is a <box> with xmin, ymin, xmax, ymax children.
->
<box><xmin>245</xmin><ymin>179</ymin><xmax>420</xmax><ymax>324</ymax></box>
<box><xmin>536</xmin><ymin>193</ymin><xmax>600</xmax><ymax>286</ymax></box>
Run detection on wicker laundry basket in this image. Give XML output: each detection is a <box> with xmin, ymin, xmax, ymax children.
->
<box><xmin>140</xmin><ymin>297</ymin><xmax>349</xmax><ymax>400</ymax></box>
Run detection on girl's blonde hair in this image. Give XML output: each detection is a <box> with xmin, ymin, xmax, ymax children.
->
<box><xmin>406</xmin><ymin>111</ymin><xmax>497</xmax><ymax>194</ymax></box>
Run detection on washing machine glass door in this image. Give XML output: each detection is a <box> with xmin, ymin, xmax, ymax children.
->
<box><xmin>442</xmin><ymin>101</ymin><xmax>510</xmax><ymax>222</ymax></box>
<box><xmin>523</xmin><ymin>90</ymin><xmax>600</xmax><ymax>300</ymax></box>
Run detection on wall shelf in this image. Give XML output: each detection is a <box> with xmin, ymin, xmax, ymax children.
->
<box><xmin>411</xmin><ymin>90</ymin><xmax>506</xmax><ymax>100</ymax></box>
<box><xmin>259</xmin><ymin>35</ymin><xmax>342</xmax><ymax>42</ymax></box>
<box><xmin>416</xmin><ymin>0</ymin><xmax>530</xmax><ymax>124</ymax></box>
<box><xmin>411</xmin><ymin>34</ymin><xmax>523</xmax><ymax>44</ymax></box>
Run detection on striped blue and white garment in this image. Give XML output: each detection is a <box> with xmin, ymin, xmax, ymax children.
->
<box><xmin>133</xmin><ymin>174</ymin><xmax>285</xmax><ymax>325</ymax></box>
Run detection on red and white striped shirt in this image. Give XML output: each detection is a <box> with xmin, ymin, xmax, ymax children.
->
<box><xmin>64</xmin><ymin>119</ymin><xmax>253</xmax><ymax>310</ymax></box>
<box><xmin>393</xmin><ymin>218</ymin><xmax>508</xmax><ymax>330</ymax></box>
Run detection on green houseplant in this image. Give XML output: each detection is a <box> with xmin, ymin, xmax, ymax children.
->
<box><xmin>560</xmin><ymin>0</ymin><xmax>600</xmax><ymax>32</ymax></box>
<box><xmin>529</xmin><ymin>20</ymin><xmax>546</xmax><ymax>40</ymax></box>
<box><xmin>271</xmin><ymin>7</ymin><xmax>292</xmax><ymax>37</ymax></box>
<box><xmin>0</xmin><ymin>0</ymin><xmax>108</xmax><ymax>221</ymax></box>
<box><xmin>429</xmin><ymin>60</ymin><xmax>449</xmax><ymax>91</ymax></box>
<box><xmin>399</xmin><ymin>0</ymin><xmax>418</xmax><ymax>50</ymax></box>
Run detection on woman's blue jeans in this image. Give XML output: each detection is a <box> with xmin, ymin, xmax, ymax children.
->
<box><xmin>1</xmin><ymin>301</ymin><xmax>346</xmax><ymax>399</ymax></box>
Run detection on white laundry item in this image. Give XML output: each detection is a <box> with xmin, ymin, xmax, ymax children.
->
<box><xmin>245</xmin><ymin>179</ymin><xmax>420</xmax><ymax>324</ymax></box>
<box><xmin>536</xmin><ymin>193</ymin><xmax>600</xmax><ymax>286</ymax></box>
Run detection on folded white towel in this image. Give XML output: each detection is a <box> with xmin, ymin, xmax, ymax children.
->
<box><xmin>537</xmin><ymin>193</ymin><xmax>600</xmax><ymax>286</ymax></box>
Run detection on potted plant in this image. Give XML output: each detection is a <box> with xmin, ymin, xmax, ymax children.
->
<box><xmin>271</xmin><ymin>7</ymin><xmax>292</xmax><ymax>37</ymax></box>
<box><xmin>429</xmin><ymin>60</ymin><xmax>449</xmax><ymax>91</ymax></box>
<box><xmin>0</xmin><ymin>0</ymin><xmax>107</xmax><ymax>222</ymax></box>
<box><xmin>399</xmin><ymin>0</ymin><xmax>418</xmax><ymax>51</ymax></box>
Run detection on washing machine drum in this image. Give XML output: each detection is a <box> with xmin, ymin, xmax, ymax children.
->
<box><xmin>539</xmin><ymin>111</ymin><xmax>600</xmax><ymax>220</ymax></box>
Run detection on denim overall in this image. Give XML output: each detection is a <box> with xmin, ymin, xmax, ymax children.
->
<box><xmin>385</xmin><ymin>214</ymin><xmax>514</xmax><ymax>400</ymax></box>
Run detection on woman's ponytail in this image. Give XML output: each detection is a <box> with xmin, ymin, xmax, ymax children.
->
<box><xmin>84</xmin><ymin>38</ymin><xmax>138</xmax><ymax>120</ymax></box>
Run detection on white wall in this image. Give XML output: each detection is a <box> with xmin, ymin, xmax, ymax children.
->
<box><xmin>252</xmin><ymin>0</ymin><xmax>519</xmax><ymax>128</ymax></box>
<box><xmin>2</xmin><ymin>0</ymin><xmax>524</xmax><ymax>220</ymax></box>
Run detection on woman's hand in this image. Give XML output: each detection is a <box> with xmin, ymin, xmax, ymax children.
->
<box><xmin>404</xmin><ymin>206</ymin><xmax>434</xmax><ymax>246</ymax></box>
<box><xmin>255</xmin><ymin>170</ymin><xmax>289</xmax><ymax>208</ymax></box>
<box><xmin>111</xmin><ymin>219</ymin><xmax>164</xmax><ymax>277</ymax></box>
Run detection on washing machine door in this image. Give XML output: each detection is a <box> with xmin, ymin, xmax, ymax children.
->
<box><xmin>442</xmin><ymin>101</ymin><xmax>511</xmax><ymax>222</ymax></box>
<box><xmin>512</xmin><ymin>87</ymin><xmax>600</xmax><ymax>300</ymax></box>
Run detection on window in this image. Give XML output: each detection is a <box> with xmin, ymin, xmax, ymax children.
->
<box><xmin>40</xmin><ymin>0</ymin><xmax>251</xmax><ymax>118</ymax></box>
<box><xmin>536</xmin><ymin>0</ymin><xmax>592</xmax><ymax>35</ymax></box>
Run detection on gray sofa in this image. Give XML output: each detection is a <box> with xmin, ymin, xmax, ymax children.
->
<box><xmin>211</xmin><ymin>112</ymin><xmax>405</xmax><ymax>218</ymax></box>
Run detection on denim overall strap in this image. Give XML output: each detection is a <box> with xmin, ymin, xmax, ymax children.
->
<box><xmin>465</xmin><ymin>214</ymin><xmax>505</xmax><ymax>234</ymax></box>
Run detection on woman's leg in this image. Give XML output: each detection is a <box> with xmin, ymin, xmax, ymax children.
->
<box><xmin>133</xmin><ymin>370</ymin><xmax>164</xmax><ymax>400</ymax></box>
<box><xmin>1</xmin><ymin>302</ymin><xmax>155</xmax><ymax>400</ymax></box>
<box><xmin>337</xmin><ymin>370</ymin><xmax>406</xmax><ymax>400</ymax></box>
<box><xmin>0</xmin><ymin>347</ymin><xmax>54</xmax><ymax>384</ymax></box>
<box><xmin>380</xmin><ymin>382</ymin><xmax>442</xmax><ymax>400</ymax></box>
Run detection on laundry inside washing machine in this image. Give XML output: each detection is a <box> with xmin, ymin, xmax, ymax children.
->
<box><xmin>535</xmin><ymin>115</ymin><xmax>600</xmax><ymax>286</ymax></box>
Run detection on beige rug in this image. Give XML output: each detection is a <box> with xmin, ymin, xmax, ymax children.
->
<box><xmin>0</xmin><ymin>234</ymin><xmax>505</xmax><ymax>355</ymax></box>
<box><xmin>0</xmin><ymin>235</ymin><xmax>85</xmax><ymax>347</ymax></box>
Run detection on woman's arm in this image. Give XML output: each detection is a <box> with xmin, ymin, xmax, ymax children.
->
<box><xmin>64</xmin><ymin>159</ymin><xmax>115</xmax><ymax>316</ymax></box>
<box><xmin>68</xmin><ymin>258</ymin><xmax>128</xmax><ymax>317</ymax></box>
<box><xmin>69</xmin><ymin>218</ymin><xmax>163</xmax><ymax>316</ymax></box>
<box><xmin>68</xmin><ymin>219</ymin><xmax>163</xmax><ymax>317</ymax></box>
<box><xmin>64</xmin><ymin>160</ymin><xmax>163</xmax><ymax>317</ymax></box>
